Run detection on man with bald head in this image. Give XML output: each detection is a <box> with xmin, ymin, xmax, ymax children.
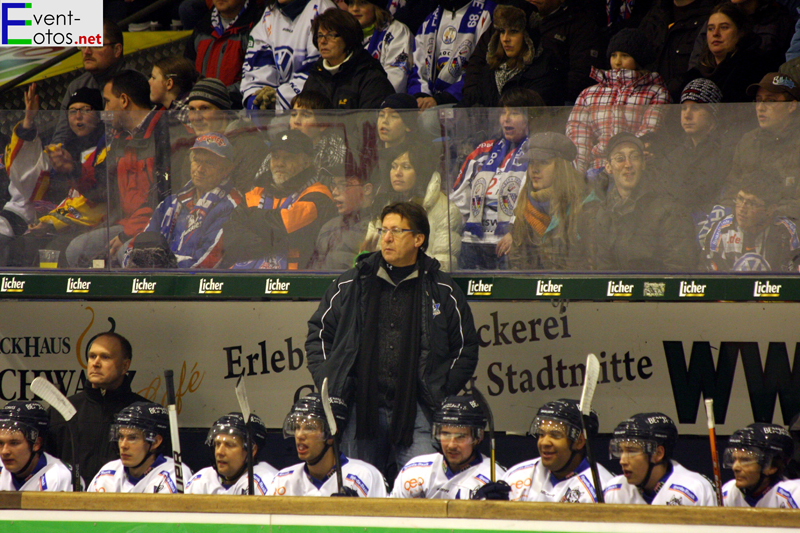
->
<box><xmin>47</xmin><ymin>332</ymin><xmax>149</xmax><ymax>483</ymax></box>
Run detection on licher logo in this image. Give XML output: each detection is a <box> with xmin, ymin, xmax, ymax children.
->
<box><xmin>754</xmin><ymin>280</ymin><xmax>781</xmax><ymax>298</ymax></box>
<box><xmin>0</xmin><ymin>276</ymin><xmax>24</xmax><ymax>292</ymax></box>
<box><xmin>265</xmin><ymin>278</ymin><xmax>289</xmax><ymax>294</ymax></box>
<box><xmin>131</xmin><ymin>278</ymin><xmax>156</xmax><ymax>294</ymax></box>
<box><xmin>66</xmin><ymin>277</ymin><xmax>90</xmax><ymax>294</ymax></box>
<box><xmin>678</xmin><ymin>281</ymin><xmax>705</xmax><ymax>298</ymax></box>
<box><xmin>467</xmin><ymin>280</ymin><xmax>492</xmax><ymax>296</ymax></box>
<box><xmin>535</xmin><ymin>280</ymin><xmax>562</xmax><ymax>297</ymax></box>
<box><xmin>607</xmin><ymin>280</ymin><xmax>634</xmax><ymax>297</ymax></box>
<box><xmin>1</xmin><ymin>1</ymin><xmax>103</xmax><ymax>47</ymax></box>
<box><xmin>199</xmin><ymin>278</ymin><xmax>223</xmax><ymax>294</ymax></box>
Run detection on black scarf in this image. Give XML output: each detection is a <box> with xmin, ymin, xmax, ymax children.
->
<box><xmin>356</xmin><ymin>255</ymin><xmax>424</xmax><ymax>447</ymax></box>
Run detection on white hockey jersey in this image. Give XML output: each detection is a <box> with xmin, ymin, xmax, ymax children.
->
<box><xmin>722</xmin><ymin>478</ymin><xmax>800</xmax><ymax>508</ymax></box>
<box><xmin>185</xmin><ymin>461</ymin><xmax>278</xmax><ymax>495</ymax></box>
<box><xmin>87</xmin><ymin>455</ymin><xmax>192</xmax><ymax>493</ymax></box>
<box><xmin>363</xmin><ymin>19</ymin><xmax>413</xmax><ymax>93</ymax></box>
<box><xmin>603</xmin><ymin>460</ymin><xmax>717</xmax><ymax>506</ymax></box>
<box><xmin>241</xmin><ymin>0</ymin><xmax>337</xmax><ymax>111</ymax></box>
<box><xmin>502</xmin><ymin>457</ymin><xmax>613</xmax><ymax>503</ymax></box>
<box><xmin>391</xmin><ymin>452</ymin><xmax>502</xmax><ymax>499</ymax></box>
<box><xmin>0</xmin><ymin>452</ymin><xmax>73</xmax><ymax>492</ymax></box>
<box><xmin>268</xmin><ymin>455</ymin><xmax>387</xmax><ymax>497</ymax></box>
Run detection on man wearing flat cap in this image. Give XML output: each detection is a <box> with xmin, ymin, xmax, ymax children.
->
<box><xmin>222</xmin><ymin>130</ymin><xmax>335</xmax><ymax>269</ymax></box>
<box><xmin>723</xmin><ymin>72</ymin><xmax>800</xmax><ymax>219</ymax></box>
<box><xmin>594</xmin><ymin>132</ymin><xmax>697</xmax><ymax>272</ymax></box>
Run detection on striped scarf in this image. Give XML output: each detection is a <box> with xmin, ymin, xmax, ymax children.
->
<box><xmin>522</xmin><ymin>187</ymin><xmax>552</xmax><ymax>238</ymax></box>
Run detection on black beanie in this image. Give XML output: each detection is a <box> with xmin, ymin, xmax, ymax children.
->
<box><xmin>67</xmin><ymin>87</ymin><xmax>104</xmax><ymax>111</ymax></box>
<box><xmin>607</xmin><ymin>28</ymin><xmax>655</xmax><ymax>69</ymax></box>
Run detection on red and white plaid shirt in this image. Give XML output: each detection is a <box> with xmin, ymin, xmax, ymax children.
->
<box><xmin>566</xmin><ymin>67</ymin><xmax>671</xmax><ymax>173</ymax></box>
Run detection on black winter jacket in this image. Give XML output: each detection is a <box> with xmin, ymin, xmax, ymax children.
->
<box><xmin>305</xmin><ymin>251</ymin><xmax>479</xmax><ymax>414</ymax></box>
<box><xmin>302</xmin><ymin>48</ymin><xmax>395</xmax><ymax>109</ymax></box>
<box><xmin>47</xmin><ymin>373</ymin><xmax>149</xmax><ymax>484</ymax></box>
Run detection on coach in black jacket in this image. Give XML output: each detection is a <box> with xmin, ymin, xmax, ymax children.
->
<box><xmin>306</xmin><ymin>201</ymin><xmax>479</xmax><ymax>477</ymax></box>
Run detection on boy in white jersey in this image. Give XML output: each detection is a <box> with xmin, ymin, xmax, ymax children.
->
<box><xmin>392</xmin><ymin>395</ymin><xmax>502</xmax><ymax>499</ymax></box>
<box><xmin>269</xmin><ymin>393</ymin><xmax>387</xmax><ymax>497</ymax></box>
<box><xmin>604</xmin><ymin>412</ymin><xmax>717</xmax><ymax>506</ymax></box>
<box><xmin>87</xmin><ymin>402</ymin><xmax>191</xmax><ymax>493</ymax></box>
<box><xmin>475</xmin><ymin>399</ymin><xmax>612</xmax><ymax>502</ymax></box>
<box><xmin>722</xmin><ymin>423</ymin><xmax>799</xmax><ymax>508</ymax></box>
<box><xmin>0</xmin><ymin>401</ymin><xmax>73</xmax><ymax>492</ymax></box>
<box><xmin>186</xmin><ymin>412</ymin><xmax>278</xmax><ymax>495</ymax></box>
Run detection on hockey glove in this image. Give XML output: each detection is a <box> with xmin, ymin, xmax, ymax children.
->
<box><xmin>471</xmin><ymin>480</ymin><xmax>511</xmax><ymax>500</ymax></box>
<box><xmin>330</xmin><ymin>486</ymin><xmax>359</xmax><ymax>497</ymax></box>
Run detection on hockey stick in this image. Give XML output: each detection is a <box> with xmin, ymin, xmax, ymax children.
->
<box><xmin>163</xmin><ymin>370</ymin><xmax>184</xmax><ymax>493</ymax></box>
<box><xmin>470</xmin><ymin>385</ymin><xmax>496</xmax><ymax>482</ymax></box>
<box><xmin>321</xmin><ymin>377</ymin><xmax>345</xmax><ymax>494</ymax></box>
<box><xmin>30</xmin><ymin>377</ymin><xmax>80</xmax><ymax>492</ymax></box>
<box><xmin>579</xmin><ymin>353</ymin><xmax>604</xmax><ymax>503</ymax></box>
<box><xmin>704</xmin><ymin>398</ymin><xmax>724</xmax><ymax>506</ymax></box>
<box><xmin>235</xmin><ymin>370</ymin><xmax>256</xmax><ymax>496</ymax></box>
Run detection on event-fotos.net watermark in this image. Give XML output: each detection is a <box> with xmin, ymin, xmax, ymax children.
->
<box><xmin>1</xmin><ymin>1</ymin><xmax>103</xmax><ymax>47</ymax></box>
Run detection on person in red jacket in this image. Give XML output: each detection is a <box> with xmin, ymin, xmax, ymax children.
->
<box><xmin>185</xmin><ymin>0</ymin><xmax>265</xmax><ymax>93</ymax></box>
<box><xmin>65</xmin><ymin>70</ymin><xmax>171</xmax><ymax>267</ymax></box>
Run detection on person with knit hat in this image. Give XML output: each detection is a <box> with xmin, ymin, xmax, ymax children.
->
<box><xmin>346</xmin><ymin>0</ymin><xmax>413</xmax><ymax>93</ymax></box>
<box><xmin>508</xmin><ymin>132</ymin><xmax>599</xmax><ymax>270</ymax></box>
<box><xmin>179</xmin><ymin>77</ymin><xmax>265</xmax><ymax>194</ymax></box>
<box><xmin>0</xmin><ymin>84</ymin><xmax>107</xmax><ymax>267</ymax></box>
<box><xmin>651</xmin><ymin>78</ymin><xmax>733</xmax><ymax>219</ymax></box>
<box><xmin>566</xmin><ymin>27</ymin><xmax>670</xmax><ymax>176</ymax></box>
<box><xmin>460</xmin><ymin>4</ymin><xmax>566</xmax><ymax>107</ymax></box>
<box><xmin>377</xmin><ymin>93</ymin><xmax>418</xmax><ymax>148</ymax></box>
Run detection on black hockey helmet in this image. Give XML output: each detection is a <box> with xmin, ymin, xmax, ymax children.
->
<box><xmin>205</xmin><ymin>412</ymin><xmax>268</xmax><ymax>451</ymax></box>
<box><xmin>723</xmin><ymin>423</ymin><xmax>795</xmax><ymax>470</ymax></box>
<box><xmin>610</xmin><ymin>412</ymin><xmax>678</xmax><ymax>459</ymax></box>
<box><xmin>432</xmin><ymin>395</ymin><xmax>486</xmax><ymax>450</ymax></box>
<box><xmin>282</xmin><ymin>392</ymin><xmax>348</xmax><ymax>440</ymax></box>
<box><xmin>0</xmin><ymin>401</ymin><xmax>49</xmax><ymax>444</ymax></box>
<box><xmin>530</xmin><ymin>399</ymin><xmax>599</xmax><ymax>441</ymax></box>
<box><xmin>110</xmin><ymin>401</ymin><xmax>169</xmax><ymax>444</ymax></box>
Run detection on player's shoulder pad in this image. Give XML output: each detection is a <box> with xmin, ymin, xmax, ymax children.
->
<box><xmin>506</xmin><ymin>458</ymin><xmax>538</xmax><ymax>476</ymax></box>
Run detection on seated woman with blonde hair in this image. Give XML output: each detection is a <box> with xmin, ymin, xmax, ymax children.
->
<box><xmin>509</xmin><ymin>132</ymin><xmax>598</xmax><ymax>270</ymax></box>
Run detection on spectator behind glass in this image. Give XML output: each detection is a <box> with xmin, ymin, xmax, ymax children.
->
<box><xmin>52</xmin><ymin>19</ymin><xmax>125</xmax><ymax>144</ymax></box>
<box><xmin>722</xmin><ymin>72</ymin><xmax>800</xmax><ymax>219</ymax></box>
<box><xmin>65</xmin><ymin>70</ymin><xmax>172</xmax><ymax>268</ymax></box>
<box><xmin>651</xmin><ymin>78</ymin><xmax>733</xmax><ymax>220</ymax></box>
<box><xmin>682</xmin><ymin>1</ymin><xmax>778</xmax><ymax>103</ymax></box>
<box><xmin>638</xmin><ymin>0</ymin><xmax>716</xmax><ymax>100</ymax></box>
<box><xmin>242</xmin><ymin>0</ymin><xmax>337</xmax><ymax>110</ymax></box>
<box><xmin>689</xmin><ymin>0</ymin><xmax>796</xmax><ymax>72</ymax></box>
<box><xmin>377</xmin><ymin>93</ymin><xmax>418</xmax><ymax>149</ymax></box>
<box><xmin>1</xmin><ymin>86</ymin><xmax>106</xmax><ymax>267</ymax></box>
<box><xmin>406</xmin><ymin>0</ymin><xmax>495</xmax><ymax>110</ymax></box>
<box><xmin>222</xmin><ymin>130</ymin><xmax>336</xmax><ymax>269</ymax></box>
<box><xmin>149</xmin><ymin>56</ymin><xmax>200</xmax><ymax>126</ymax></box>
<box><xmin>508</xmin><ymin>133</ymin><xmax>599</xmax><ymax>270</ymax></box>
<box><xmin>594</xmin><ymin>132</ymin><xmax>697</xmax><ymax>272</ymax></box>
<box><xmin>302</xmin><ymin>8</ymin><xmax>395</xmax><ymax>109</ymax></box>
<box><xmin>451</xmin><ymin>87</ymin><xmax>543</xmax><ymax>271</ymax></box>
<box><xmin>310</xmin><ymin>155</ymin><xmax>376</xmax><ymax>270</ymax></box>
<box><xmin>702</xmin><ymin>176</ymin><xmax>800</xmax><ymax>271</ymax></box>
<box><xmin>528</xmin><ymin>0</ymin><xmax>605</xmax><ymax>103</ymax></box>
<box><xmin>185</xmin><ymin>0</ymin><xmax>264</xmax><ymax>91</ymax></box>
<box><xmin>566</xmin><ymin>28</ymin><xmax>670</xmax><ymax>176</ymax></box>
<box><xmin>460</xmin><ymin>3</ymin><xmax>566</xmax><ymax>107</ymax></box>
<box><xmin>124</xmin><ymin>133</ymin><xmax>244</xmax><ymax>269</ymax></box>
<box><xmin>346</xmin><ymin>0</ymin><xmax>413</xmax><ymax>93</ymax></box>
<box><xmin>179</xmin><ymin>78</ymin><xmax>265</xmax><ymax>193</ymax></box>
